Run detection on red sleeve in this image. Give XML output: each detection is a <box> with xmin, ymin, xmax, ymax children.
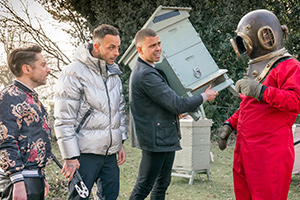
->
<box><xmin>263</xmin><ymin>59</ymin><xmax>300</xmax><ymax>113</ymax></box>
<box><xmin>225</xmin><ymin>108</ymin><xmax>240</xmax><ymax>130</ymax></box>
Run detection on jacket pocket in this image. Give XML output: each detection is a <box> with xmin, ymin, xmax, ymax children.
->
<box><xmin>155</xmin><ymin>120</ymin><xmax>179</xmax><ymax>146</ymax></box>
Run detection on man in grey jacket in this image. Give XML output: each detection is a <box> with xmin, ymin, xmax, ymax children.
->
<box><xmin>54</xmin><ymin>24</ymin><xmax>127</xmax><ymax>200</ymax></box>
<box><xmin>129</xmin><ymin>28</ymin><xmax>218</xmax><ymax>199</ymax></box>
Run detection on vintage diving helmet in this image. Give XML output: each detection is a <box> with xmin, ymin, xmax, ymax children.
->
<box><xmin>230</xmin><ymin>9</ymin><xmax>291</xmax><ymax>82</ymax></box>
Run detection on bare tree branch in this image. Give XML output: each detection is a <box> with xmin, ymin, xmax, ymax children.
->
<box><xmin>37</xmin><ymin>0</ymin><xmax>91</xmax><ymax>46</ymax></box>
<box><xmin>0</xmin><ymin>0</ymin><xmax>91</xmax><ymax>91</ymax></box>
<box><xmin>0</xmin><ymin>0</ymin><xmax>72</xmax><ymax>71</ymax></box>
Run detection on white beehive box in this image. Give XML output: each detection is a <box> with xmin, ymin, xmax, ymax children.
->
<box><xmin>172</xmin><ymin>118</ymin><xmax>212</xmax><ymax>184</ymax></box>
<box><xmin>173</xmin><ymin>118</ymin><xmax>212</xmax><ymax>170</ymax></box>
<box><xmin>293</xmin><ymin>124</ymin><xmax>300</xmax><ymax>174</ymax></box>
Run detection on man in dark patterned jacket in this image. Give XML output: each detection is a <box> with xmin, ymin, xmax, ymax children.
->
<box><xmin>0</xmin><ymin>45</ymin><xmax>52</xmax><ymax>200</ymax></box>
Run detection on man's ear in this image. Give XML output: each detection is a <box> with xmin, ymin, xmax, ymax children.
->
<box><xmin>94</xmin><ymin>43</ymin><xmax>100</xmax><ymax>52</ymax></box>
<box><xmin>136</xmin><ymin>46</ymin><xmax>143</xmax><ymax>54</ymax></box>
<box><xmin>22</xmin><ymin>64</ymin><xmax>31</xmax><ymax>75</ymax></box>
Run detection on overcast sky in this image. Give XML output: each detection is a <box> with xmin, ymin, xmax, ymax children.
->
<box><xmin>0</xmin><ymin>0</ymin><xmax>73</xmax><ymax>61</ymax></box>
<box><xmin>0</xmin><ymin>0</ymin><xmax>74</xmax><ymax>97</ymax></box>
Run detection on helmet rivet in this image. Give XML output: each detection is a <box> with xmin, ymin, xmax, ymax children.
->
<box><xmin>246</xmin><ymin>24</ymin><xmax>251</xmax><ymax>30</ymax></box>
<box><xmin>252</xmin><ymin>70</ymin><xmax>259</xmax><ymax>77</ymax></box>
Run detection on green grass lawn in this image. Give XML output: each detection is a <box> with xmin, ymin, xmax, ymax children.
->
<box><xmin>46</xmin><ymin>141</ymin><xmax>300</xmax><ymax>199</ymax></box>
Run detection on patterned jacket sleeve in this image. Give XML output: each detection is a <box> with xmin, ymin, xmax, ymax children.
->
<box><xmin>0</xmin><ymin>91</ymin><xmax>25</xmax><ymax>183</ymax></box>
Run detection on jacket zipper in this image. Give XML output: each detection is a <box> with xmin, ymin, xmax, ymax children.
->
<box><xmin>104</xmin><ymin>79</ymin><xmax>112</xmax><ymax>157</ymax></box>
<box><xmin>99</xmin><ymin>60</ymin><xmax>112</xmax><ymax>156</ymax></box>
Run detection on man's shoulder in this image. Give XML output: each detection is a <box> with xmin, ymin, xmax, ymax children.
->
<box><xmin>134</xmin><ymin>60</ymin><xmax>157</xmax><ymax>74</ymax></box>
<box><xmin>60</xmin><ymin>61</ymin><xmax>89</xmax><ymax>78</ymax></box>
<box><xmin>285</xmin><ymin>57</ymin><xmax>300</xmax><ymax>66</ymax></box>
<box><xmin>273</xmin><ymin>57</ymin><xmax>300</xmax><ymax>73</ymax></box>
<box><xmin>0</xmin><ymin>85</ymin><xmax>25</xmax><ymax>106</ymax></box>
<box><xmin>64</xmin><ymin>61</ymin><xmax>86</xmax><ymax>71</ymax></box>
<box><xmin>136</xmin><ymin>59</ymin><xmax>150</xmax><ymax>67</ymax></box>
<box><xmin>0</xmin><ymin>84</ymin><xmax>24</xmax><ymax>98</ymax></box>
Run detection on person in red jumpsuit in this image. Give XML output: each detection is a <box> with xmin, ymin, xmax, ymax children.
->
<box><xmin>217</xmin><ymin>9</ymin><xmax>300</xmax><ymax>200</ymax></box>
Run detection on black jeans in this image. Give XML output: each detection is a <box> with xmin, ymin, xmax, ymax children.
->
<box><xmin>129</xmin><ymin>150</ymin><xmax>175</xmax><ymax>200</ymax></box>
<box><xmin>68</xmin><ymin>153</ymin><xmax>119</xmax><ymax>200</ymax></box>
<box><xmin>0</xmin><ymin>177</ymin><xmax>44</xmax><ymax>200</ymax></box>
<box><xmin>25</xmin><ymin>177</ymin><xmax>44</xmax><ymax>199</ymax></box>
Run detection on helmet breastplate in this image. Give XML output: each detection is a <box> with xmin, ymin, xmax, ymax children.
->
<box><xmin>247</xmin><ymin>48</ymin><xmax>291</xmax><ymax>82</ymax></box>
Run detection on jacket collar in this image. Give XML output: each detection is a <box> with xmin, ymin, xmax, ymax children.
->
<box><xmin>107</xmin><ymin>63</ymin><xmax>122</xmax><ymax>76</ymax></box>
<box><xmin>14</xmin><ymin>80</ymin><xmax>34</xmax><ymax>93</ymax></box>
<box><xmin>14</xmin><ymin>80</ymin><xmax>39</xmax><ymax>101</ymax></box>
<box><xmin>137</xmin><ymin>57</ymin><xmax>169</xmax><ymax>84</ymax></box>
<box><xmin>138</xmin><ymin>57</ymin><xmax>155</xmax><ymax>68</ymax></box>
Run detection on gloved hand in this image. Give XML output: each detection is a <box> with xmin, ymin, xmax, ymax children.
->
<box><xmin>235</xmin><ymin>77</ymin><xmax>264</xmax><ymax>100</ymax></box>
<box><xmin>217</xmin><ymin>124</ymin><xmax>233</xmax><ymax>150</ymax></box>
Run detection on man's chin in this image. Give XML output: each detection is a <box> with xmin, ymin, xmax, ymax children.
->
<box><xmin>108</xmin><ymin>59</ymin><xmax>116</xmax><ymax>65</ymax></box>
<box><xmin>41</xmin><ymin>79</ymin><xmax>48</xmax><ymax>85</ymax></box>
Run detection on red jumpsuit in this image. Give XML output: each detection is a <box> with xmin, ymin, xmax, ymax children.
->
<box><xmin>226</xmin><ymin>58</ymin><xmax>300</xmax><ymax>200</ymax></box>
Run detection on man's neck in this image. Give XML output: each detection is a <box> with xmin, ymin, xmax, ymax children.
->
<box><xmin>16</xmin><ymin>78</ymin><xmax>35</xmax><ymax>91</ymax></box>
<box><xmin>140</xmin><ymin>57</ymin><xmax>155</xmax><ymax>68</ymax></box>
<box><xmin>91</xmin><ymin>46</ymin><xmax>105</xmax><ymax>62</ymax></box>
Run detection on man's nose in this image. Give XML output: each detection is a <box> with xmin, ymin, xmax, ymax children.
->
<box><xmin>114</xmin><ymin>48</ymin><xmax>119</xmax><ymax>56</ymax></box>
<box><xmin>46</xmin><ymin>66</ymin><xmax>51</xmax><ymax>74</ymax></box>
<box><xmin>156</xmin><ymin>45</ymin><xmax>161</xmax><ymax>51</ymax></box>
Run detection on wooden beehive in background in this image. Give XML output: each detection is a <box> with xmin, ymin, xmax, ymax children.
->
<box><xmin>293</xmin><ymin>124</ymin><xmax>300</xmax><ymax>174</ymax></box>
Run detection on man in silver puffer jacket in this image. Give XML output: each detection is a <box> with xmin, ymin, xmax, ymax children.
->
<box><xmin>54</xmin><ymin>24</ymin><xmax>127</xmax><ymax>200</ymax></box>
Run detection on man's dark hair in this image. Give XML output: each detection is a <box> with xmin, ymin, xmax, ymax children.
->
<box><xmin>7</xmin><ymin>45</ymin><xmax>42</xmax><ymax>77</ymax></box>
<box><xmin>93</xmin><ymin>24</ymin><xmax>119</xmax><ymax>42</ymax></box>
<box><xmin>135</xmin><ymin>28</ymin><xmax>157</xmax><ymax>47</ymax></box>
